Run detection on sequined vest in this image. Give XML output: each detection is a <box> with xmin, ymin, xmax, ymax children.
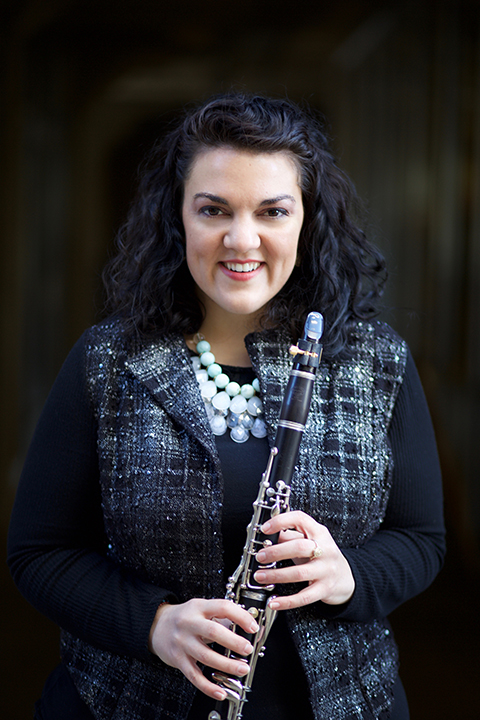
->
<box><xmin>61</xmin><ymin>320</ymin><xmax>408</xmax><ymax>720</ymax></box>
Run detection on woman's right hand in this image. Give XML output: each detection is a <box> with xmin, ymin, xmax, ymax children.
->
<box><xmin>148</xmin><ymin>599</ymin><xmax>259</xmax><ymax>701</ymax></box>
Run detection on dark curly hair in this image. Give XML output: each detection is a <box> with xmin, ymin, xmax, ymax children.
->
<box><xmin>103</xmin><ymin>92</ymin><xmax>386</xmax><ymax>357</ymax></box>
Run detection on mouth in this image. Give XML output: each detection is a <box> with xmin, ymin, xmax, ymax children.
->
<box><xmin>222</xmin><ymin>261</ymin><xmax>262</xmax><ymax>273</ymax></box>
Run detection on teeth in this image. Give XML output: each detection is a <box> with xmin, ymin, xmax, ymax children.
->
<box><xmin>224</xmin><ymin>262</ymin><xmax>261</xmax><ymax>273</ymax></box>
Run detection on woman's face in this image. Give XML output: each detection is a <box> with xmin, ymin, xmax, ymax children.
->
<box><xmin>182</xmin><ymin>147</ymin><xmax>304</xmax><ymax>324</ymax></box>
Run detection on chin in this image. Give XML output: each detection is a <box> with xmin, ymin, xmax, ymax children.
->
<box><xmin>222</xmin><ymin>300</ymin><xmax>268</xmax><ymax>318</ymax></box>
<box><xmin>196</xmin><ymin>286</ymin><xmax>270</xmax><ymax>323</ymax></box>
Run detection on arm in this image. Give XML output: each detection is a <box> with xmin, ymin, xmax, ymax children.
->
<box><xmin>7</xmin><ymin>335</ymin><xmax>174</xmax><ymax>661</ymax></box>
<box><xmin>252</xmin><ymin>351</ymin><xmax>446</xmax><ymax>620</ymax></box>
<box><xmin>340</xmin><ymin>349</ymin><xmax>446</xmax><ymax>621</ymax></box>
<box><xmin>7</xmin><ymin>334</ymin><xmax>265</xmax><ymax>697</ymax></box>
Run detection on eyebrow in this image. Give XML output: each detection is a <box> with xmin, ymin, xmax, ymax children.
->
<box><xmin>259</xmin><ymin>195</ymin><xmax>297</xmax><ymax>206</ymax></box>
<box><xmin>193</xmin><ymin>192</ymin><xmax>297</xmax><ymax>206</ymax></box>
<box><xmin>193</xmin><ymin>192</ymin><xmax>229</xmax><ymax>204</ymax></box>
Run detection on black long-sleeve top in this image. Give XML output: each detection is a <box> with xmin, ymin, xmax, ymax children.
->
<box><xmin>7</xmin><ymin>334</ymin><xmax>445</xmax><ymax>718</ymax></box>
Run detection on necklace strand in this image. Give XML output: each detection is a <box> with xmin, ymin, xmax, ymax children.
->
<box><xmin>191</xmin><ymin>336</ymin><xmax>267</xmax><ymax>443</ymax></box>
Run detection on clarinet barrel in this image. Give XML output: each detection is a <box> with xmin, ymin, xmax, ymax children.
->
<box><xmin>208</xmin><ymin>311</ymin><xmax>324</xmax><ymax>720</ymax></box>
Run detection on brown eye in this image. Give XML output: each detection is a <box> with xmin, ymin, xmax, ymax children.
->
<box><xmin>263</xmin><ymin>208</ymin><xmax>288</xmax><ymax>218</ymax></box>
<box><xmin>201</xmin><ymin>206</ymin><xmax>225</xmax><ymax>217</ymax></box>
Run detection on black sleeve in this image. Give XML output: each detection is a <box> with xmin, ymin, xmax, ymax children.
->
<box><xmin>7</xmin><ymin>334</ymin><xmax>176</xmax><ymax>661</ymax></box>
<box><xmin>323</xmin><ymin>350</ymin><xmax>446</xmax><ymax>622</ymax></box>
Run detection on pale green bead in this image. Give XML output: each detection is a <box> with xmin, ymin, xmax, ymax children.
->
<box><xmin>207</xmin><ymin>363</ymin><xmax>222</xmax><ymax>378</ymax></box>
<box><xmin>196</xmin><ymin>340</ymin><xmax>211</xmax><ymax>354</ymax></box>
<box><xmin>226</xmin><ymin>381</ymin><xmax>241</xmax><ymax>397</ymax></box>
<box><xmin>240</xmin><ymin>383</ymin><xmax>255</xmax><ymax>399</ymax></box>
<box><xmin>215</xmin><ymin>373</ymin><xmax>230</xmax><ymax>389</ymax></box>
<box><xmin>200</xmin><ymin>351</ymin><xmax>215</xmax><ymax>367</ymax></box>
<box><xmin>252</xmin><ymin>378</ymin><xmax>260</xmax><ymax>393</ymax></box>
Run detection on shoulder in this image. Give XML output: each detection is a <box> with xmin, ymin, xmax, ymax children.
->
<box><xmin>83</xmin><ymin>317</ymin><xmax>129</xmax><ymax>353</ymax></box>
<box><xmin>348</xmin><ymin>319</ymin><xmax>405</xmax><ymax>346</ymax></box>
<box><xmin>83</xmin><ymin>318</ymin><xmax>169</xmax><ymax>360</ymax></box>
<box><xmin>337</xmin><ymin>321</ymin><xmax>410</xmax><ymax>405</ymax></box>
<box><xmin>84</xmin><ymin>318</ymin><xmax>184</xmax><ymax>353</ymax></box>
<box><xmin>82</xmin><ymin>318</ymin><xmax>188</xmax><ymax>385</ymax></box>
<box><xmin>347</xmin><ymin>320</ymin><xmax>408</xmax><ymax>365</ymax></box>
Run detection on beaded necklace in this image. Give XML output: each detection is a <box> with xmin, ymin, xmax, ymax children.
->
<box><xmin>190</xmin><ymin>337</ymin><xmax>267</xmax><ymax>444</ymax></box>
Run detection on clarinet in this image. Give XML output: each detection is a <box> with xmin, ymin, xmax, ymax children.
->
<box><xmin>208</xmin><ymin>311</ymin><xmax>324</xmax><ymax>720</ymax></box>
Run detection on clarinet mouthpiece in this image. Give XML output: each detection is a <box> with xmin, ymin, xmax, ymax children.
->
<box><xmin>304</xmin><ymin>312</ymin><xmax>324</xmax><ymax>342</ymax></box>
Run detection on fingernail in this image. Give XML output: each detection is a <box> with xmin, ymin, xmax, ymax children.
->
<box><xmin>214</xmin><ymin>690</ymin><xmax>226</xmax><ymax>701</ymax></box>
<box><xmin>262</xmin><ymin>521</ymin><xmax>272</xmax><ymax>533</ymax></box>
<box><xmin>269</xmin><ymin>600</ymin><xmax>280</xmax><ymax>609</ymax></box>
<box><xmin>255</xmin><ymin>571</ymin><xmax>266</xmax><ymax>582</ymax></box>
<box><xmin>256</xmin><ymin>550</ymin><xmax>266</xmax><ymax>562</ymax></box>
<box><xmin>244</xmin><ymin>641</ymin><xmax>254</xmax><ymax>654</ymax></box>
<box><xmin>249</xmin><ymin>622</ymin><xmax>259</xmax><ymax>634</ymax></box>
<box><xmin>237</xmin><ymin>663</ymin><xmax>250</xmax><ymax>676</ymax></box>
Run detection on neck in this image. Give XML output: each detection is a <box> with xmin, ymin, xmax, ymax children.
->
<box><xmin>189</xmin><ymin>311</ymin><xmax>258</xmax><ymax>367</ymax></box>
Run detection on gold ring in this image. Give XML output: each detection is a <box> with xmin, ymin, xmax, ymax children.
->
<box><xmin>310</xmin><ymin>539</ymin><xmax>323</xmax><ymax>559</ymax></box>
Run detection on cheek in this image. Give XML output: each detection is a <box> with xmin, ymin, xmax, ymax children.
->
<box><xmin>185</xmin><ymin>243</ymin><xmax>201</xmax><ymax>282</ymax></box>
<box><xmin>184</xmin><ymin>222</ymin><xmax>202</xmax><ymax>262</ymax></box>
<box><xmin>185</xmin><ymin>234</ymin><xmax>215</xmax><ymax>290</ymax></box>
<box><xmin>279</xmin><ymin>235</ymin><xmax>301</xmax><ymax>270</ymax></box>
<box><xmin>184</xmin><ymin>230</ymin><xmax>198</xmax><ymax>277</ymax></box>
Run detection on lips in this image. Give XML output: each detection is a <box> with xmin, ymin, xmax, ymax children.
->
<box><xmin>222</xmin><ymin>261</ymin><xmax>261</xmax><ymax>273</ymax></box>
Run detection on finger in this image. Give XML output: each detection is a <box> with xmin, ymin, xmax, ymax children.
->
<box><xmin>189</xmin><ymin>638</ymin><xmax>252</xmax><ymax>680</ymax></box>
<box><xmin>254</xmin><ymin>559</ymin><xmax>323</xmax><ymax>587</ymax></box>
<box><xmin>203</xmin><ymin>599</ymin><xmax>259</xmax><ymax>636</ymax></box>
<box><xmin>277</xmin><ymin>529</ymin><xmax>304</xmax><ymax>543</ymax></box>
<box><xmin>256</xmin><ymin>537</ymin><xmax>316</xmax><ymax>565</ymax></box>
<box><xmin>267</xmin><ymin>584</ymin><xmax>324</xmax><ymax>611</ymax></box>
<box><xmin>179</xmin><ymin>656</ymin><xmax>230</xmax><ymax>701</ymax></box>
<box><xmin>210</xmin><ymin>617</ymin><xmax>232</xmax><ymax>629</ymax></box>
<box><xmin>199</xmin><ymin>618</ymin><xmax>255</xmax><ymax>658</ymax></box>
<box><xmin>261</xmin><ymin>510</ymin><xmax>320</xmax><ymax>537</ymax></box>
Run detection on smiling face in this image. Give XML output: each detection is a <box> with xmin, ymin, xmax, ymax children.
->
<box><xmin>182</xmin><ymin>148</ymin><xmax>304</xmax><ymax>330</ymax></box>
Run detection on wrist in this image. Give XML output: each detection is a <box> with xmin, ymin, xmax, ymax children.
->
<box><xmin>148</xmin><ymin>602</ymin><xmax>171</xmax><ymax>654</ymax></box>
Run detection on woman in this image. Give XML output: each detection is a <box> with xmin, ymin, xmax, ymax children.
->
<box><xmin>8</xmin><ymin>93</ymin><xmax>445</xmax><ymax>720</ymax></box>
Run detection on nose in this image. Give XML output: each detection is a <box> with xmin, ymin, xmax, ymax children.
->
<box><xmin>223</xmin><ymin>215</ymin><xmax>261</xmax><ymax>252</ymax></box>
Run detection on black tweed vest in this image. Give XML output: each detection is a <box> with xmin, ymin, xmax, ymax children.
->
<box><xmin>61</xmin><ymin>319</ymin><xmax>408</xmax><ymax>720</ymax></box>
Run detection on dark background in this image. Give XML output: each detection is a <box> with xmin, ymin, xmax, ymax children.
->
<box><xmin>1</xmin><ymin>1</ymin><xmax>479</xmax><ymax>718</ymax></box>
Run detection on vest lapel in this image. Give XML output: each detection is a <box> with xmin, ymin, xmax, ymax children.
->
<box><xmin>125</xmin><ymin>333</ymin><xmax>219</xmax><ymax>463</ymax></box>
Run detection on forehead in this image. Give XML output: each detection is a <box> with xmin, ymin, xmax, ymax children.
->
<box><xmin>184</xmin><ymin>147</ymin><xmax>302</xmax><ymax>192</ymax></box>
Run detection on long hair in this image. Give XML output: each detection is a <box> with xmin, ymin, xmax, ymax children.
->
<box><xmin>102</xmin><ymin>93</ymin><xmax>386</xmax><ymax>357</ymax></box>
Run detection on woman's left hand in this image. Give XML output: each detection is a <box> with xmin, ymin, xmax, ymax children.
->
<box><xmin>253</xmin><ymin>510</ymin><xmax>355</xmax><ymax>611</ymax></box>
